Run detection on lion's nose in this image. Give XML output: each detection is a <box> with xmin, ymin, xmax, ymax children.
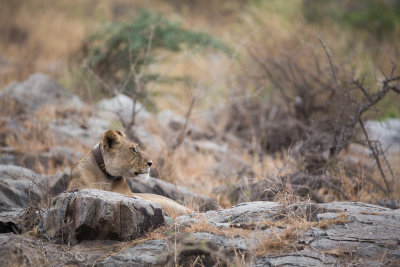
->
<box><xmin>147</xmin><ymin>160</ymin><xmax>152</xmax><ymax>167</ymax></box>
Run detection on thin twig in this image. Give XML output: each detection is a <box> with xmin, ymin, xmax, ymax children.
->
<box><xmin>318</xmin><ymin>34</ymin><xmax>339</xmax><ymax>92</ymax></box>
<box><xmin>358</xmin><ymin>119</ymin><xmax>391</xmax><ymax>197</ymax></box>
<box><xmin>171</xmin><ymin>92</ymin><xmax>197</xmax><ymax>150</ymax></box>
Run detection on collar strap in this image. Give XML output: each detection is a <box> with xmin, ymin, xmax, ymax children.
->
<box><xmin>92</xmin><ymin>143</ymin><xmax>122</xmax><ymax>181</ymax></box>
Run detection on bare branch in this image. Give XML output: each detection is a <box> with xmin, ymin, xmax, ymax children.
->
<box><xmin>318</xmin><ymin>34</ymin><xmax>339</xmax><ymax>92</ymax></box>
<box><xmin>171</xmin><ymin>89</ymin><xmax>197</xmax><ymax>150</ymax></box>
<box><xmin>358</xmin><ymin>119</ymin><xmax>391</xmax><ymax>197</ymax></box>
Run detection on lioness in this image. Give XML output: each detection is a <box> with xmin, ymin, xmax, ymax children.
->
<box><xmin>67</xmin><ymin>129</ymin><xmax>190</xmax><ymax>216</ymax></box>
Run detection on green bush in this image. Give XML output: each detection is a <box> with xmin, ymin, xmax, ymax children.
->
<box><xmin>83</xmin><ymin>9</ymin><xmax>230</xmax><ymax>101</ymax></box>
<box><xmin>303</xmin><ymin>0</ymin><xmax>400</xmax><ymax>40</ymax></box>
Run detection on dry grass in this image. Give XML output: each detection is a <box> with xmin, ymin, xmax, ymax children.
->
<box><xmin>0</xmin><ymin>0</ymin><xmax>398</xmax><ymax>216</ymax></box>
<box><xmin>181</xmin><ymin>215</ymin><xmax>253</xmax><ymax>239</ymax></box>
<box><xmin>254</xmin><ymin>212</ymin><xmax>316</xmax><ymax>255</ymax></box>
<box><xmin>159</xmin><ymin>145</ymin><xmax>221</xmax><ymax>198</ymax></box>
<box><xmin>358</xmin><ymin>211</ymin><xmax>379</xmax><ymax>216</ymax></box>
<box><xmin>317</xmin><ymin>213</ymin><xmax>349</xmax><ymax>230</ymax></box>
<box><xmin>0</xmin><ymin>98</ymin><xmax>88</xmax><ymax>174</ymax></box>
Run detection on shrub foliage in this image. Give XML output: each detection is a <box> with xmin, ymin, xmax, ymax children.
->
<box><xmin>83</xmin><ymin>9</ymin><xmax>230</xmax><ymax>95</ymax></box>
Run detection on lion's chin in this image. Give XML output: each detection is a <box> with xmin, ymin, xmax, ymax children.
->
<box><xmin>133</xmin><ymin>172</ymin><xmax>150</xmax><ymax>180</ymax></box>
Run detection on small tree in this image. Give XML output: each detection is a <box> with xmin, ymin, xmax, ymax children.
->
<box><xmin>82</xmin><ymin>9</ymin><xmax>230</xmax><ymax>139</ymax></box>
<box><xmin>83</xmin><ymin>9</ymin><xmax>230</xmax><ymax>104</ymax></box>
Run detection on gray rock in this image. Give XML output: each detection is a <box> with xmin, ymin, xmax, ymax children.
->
<box><xmin>255</xmin><ymin>248</ymin><xmax>338</xmax><ymax>266</ymax></box>
<box><xmin>127</xmin><ymin>176</ymin><xmax>219</xmax><ymax>211</ymax></box>
<box><xmin>166</xmin><ymin>232</ymin><xmax>249</xmax><ymax>266</ymax></box>
<box><xmin>306</xmin><ymin>202</ymin><xmax>400</xmax><ymax>262</ymax></box>
<box><xmin>49</xmin><ymin>119</ymin><xmax>97</xmax><ymax>146</ymax></box>
<box><xmin>156</xmin><ymin>110</ymin><xmax>204</xmax><ymax>139</ymax></box>
<box><xmin>26</xmin><ymin>146</ymin><xmax>81</xmax><ymax>172</ymax></box>
<box><xmin>0</xmin><ymin>233</ymin><xmax>123</xmax><ymax>266</ymax></box>
<box><xmin>363</xmin><ymin>119</ymin><xmax>400</xmax><ymax>154</ymax></box>
<box><xmin>95</xmin><ymin>240</ymin><xmax>168</xmax><ymax>267</ymax></box>
<box><xmin>69</xmin><ymin>239</ymin><xmax>123</xmax><ymax>265</ymax></box>
<box><xmin>178</xmin><ymin>201</ymin><xmax>400</xmax><ymax>266</ymax></box>
<box><xmin>130</xmin><ymin>125</ymin><xmax>167</xmax><ymax>155</ymax></box>
<box><xmin>46</xmin><ymin>169</ymin><xmax>70</xmax><ymax>196</ymax></box>
<box><xmin>210</xmin><ymin>154</ymin><xmax>254</xmax><ymax>180</ymax></box>
<box><xmin>193</xmin><ymin>140</ymin><xmax>228</xmax><ymax>154</ymax></box>
<box><xmin>0</xmin><ymin>206</ymin><xmax>42</xmax><ymax>234</ymax></box>
<box><xmin>0</xmin><ymin>164</ymin><xmax>69</xmax><ymax>210</ymax></box>
<box><xmin>0</xmin><ymin>152</ymin><xmax>15</xmax><ymax>165</ymax></box>
<box><xmin>0</xmin><ymin>233</ymin><xmax>76</xmax><ymax>267</ymax></box>
<box><xmin>97</xmin><ymin>94</ymin><xmax>150</xmax><ymax>126</ymax></box>
<box><xmin>0</xmin><ymin>73</ymin><xmax>83</xmax><ymax>112</ymax></box>
<box><xmin>0</xmin><ymin>201</ymin><xmax>399</xmax><ymax>266</ymax></box>
<box><xmin>0</xmin><ymin>209</ymin><xmax>23</xmax><ymax>234</ymax></box>
<box><xmin>0</xmin><ymin>165</ymin><xmax>45</xmax><ymax>209</ymax></box>
<box><xmin>177</xmin><ymin>201</ymin><xmax>282</xmax><ymax>227</ymax></box>
<box><xmin>40</xmin><ymin>189</ymin><xmax>165</xmax><ymax>244</ymax></box>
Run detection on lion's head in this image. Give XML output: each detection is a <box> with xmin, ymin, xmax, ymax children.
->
<box><xmin>101</xmin><ymin>130</ymin><xmax>152</xmax><ymax>178</ymax></box>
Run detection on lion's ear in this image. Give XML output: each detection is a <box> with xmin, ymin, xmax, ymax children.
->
<box><xmin>103</xmin><ymin>130</ymin><xmax>121</xmax><ymax>151</ymax></box>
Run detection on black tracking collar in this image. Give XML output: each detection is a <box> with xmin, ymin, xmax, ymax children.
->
<box><xmin>92</xmin><ymin>143</ymin><xmax>123</xmax><ymax>181</ymax></box>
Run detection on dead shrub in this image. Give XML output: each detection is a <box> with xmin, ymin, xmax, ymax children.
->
<box><xmin>226</xmin><ymin>30</ymin><xmax>400</xmax><ymax>201</ymax></box>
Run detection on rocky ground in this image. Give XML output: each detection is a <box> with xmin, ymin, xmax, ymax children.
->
<box><xmin>1</xmin><ymin>74</ymin><xmax>400</xmax><ymax>266</ymax></box>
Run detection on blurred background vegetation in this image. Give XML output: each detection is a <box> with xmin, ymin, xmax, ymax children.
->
<box><xmin>0</xmin><ymin>0</ymin><xmax>399</xmax><ymax>205</ymax></box>
<box><xmin>1</xmin><ymin>0</ymin><xmax>398</xmax><ymax>118</ymax></box>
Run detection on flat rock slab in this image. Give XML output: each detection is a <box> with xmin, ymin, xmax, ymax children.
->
<box><xmin>94</xmin><ymin>240</ymin><xmax>168</xmax><ymax>267</ymax></box>
<box><xmin>178</xmin><ymin>201</ymin><xmax>400</xmax><ymax>266</ymax></box>
<box><xmin>306</xmin><ymin>202</ymin><xmax>400</xmax><ymax>265</ymax></box>
<box><xmin>255</xmin><ymin>248</ymin><xmax>339</xmax><ymax>267</ymax></box>
<box><xmin>177</xmin><ymin>201</ymin><xmax>282</xmax><ymax>227</ymax></box>
<box><xmin>40</xmin><ymin>189</ymin><xmax>165</xmax><ymax>244</ymax></box>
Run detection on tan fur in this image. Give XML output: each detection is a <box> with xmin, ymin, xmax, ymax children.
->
<box><xmin>67</xmin><ymin>130</ymin><xmax>191</xmax><ymax>216</ymax></box>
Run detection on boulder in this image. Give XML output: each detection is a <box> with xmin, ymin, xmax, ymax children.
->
<box><xmin>0</xmin><ymin>234</ymin><xmax>76</xmax><ymax>267</ymax></box>
<box><xmin>46</xmin><ymin>169</ymin><xmax>70</xmax><ymax>196</ymax></box>
<box><xmin>4</xmin><ymin>146</ymin><xmax>81</xmax><ymax>173</ymax></box>
<box><xmin>0</xmin><ymin>73</ymin><xmax>83</xmax><ymax>112</ymax></box>
<box><xmin>0</xmin><ymin>165</ymin><xmax>44</xmax><ymax>209</ymax></box>
<box><xmin>97</xmin><ymin>94</ymin><xmax>150</xmax><ymax>126</ymax></box>
<box><xmin>193</xmin><ymin>140</ymin><xmax>229</xmax><ymax>154</ymax></box>
<box><xmin>0</xmin><ymin>164</ymin><xmax>69</xmax><ymax>210</ymax></box>
<box><xmin>156</xmin><ymin>110</ymin><xmax>204</xmax><ymax>139</ymax></box>
<box><xmin>130</xmin><ymin>125</ymin><xmax>166</xmax><ymax>155</ymax></box>
<box><xmin>0</xmin><ymin>209</ymin><xmax>23</xmax><ymax>234</ymax></box>
<box><xmin>49</xmin><ymin>117</ymin><xmax>106</xmax><ymax>146</ymax></box>
<box><xmin>127</xmin><ymin>176</ymin><xmax>219</xmax><ymax>211</ymax></box>
<box><xmin>166</xmin><ymin>232</ymin><xmax>248</xmax><ymax>266</ymax></box>
<box><xmin>210</xmin><ymin>154</ymin><xmax>254</xmax><ymax>180</ymax></box>
<box><xmin>40</xmin><ymin>189</ymin><xmax>165</xmax><ymax>244</ymax></box>
<box><xmin>363</xmin><ymin>119</ymin><xmax>400</xmax><ymax>154</ymax></box>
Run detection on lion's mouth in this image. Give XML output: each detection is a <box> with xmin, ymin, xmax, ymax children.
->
<box><xmin>134</xmin><ymin>168</ymin><xmax>150</xmax><ymax>176</ymax></box>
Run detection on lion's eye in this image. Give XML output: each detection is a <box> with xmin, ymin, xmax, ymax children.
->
<box><xmin>131</xmin><ymin>147</ymin><xmax>137</xmax><ymax>153</ymax></box>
